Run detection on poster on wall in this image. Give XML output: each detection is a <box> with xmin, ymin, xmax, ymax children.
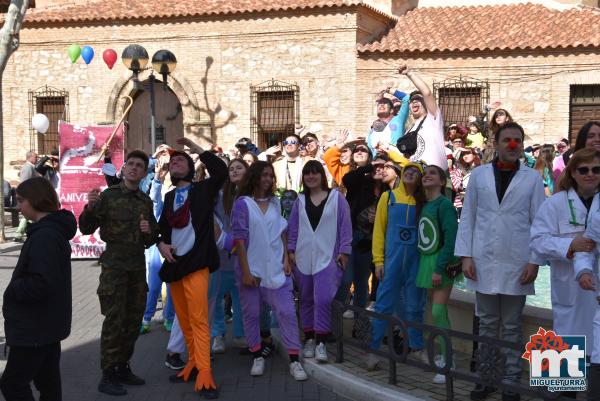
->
<box><xmin>58</xmin><ymin>121</ymin><xmax>124</xmax><ymax>259</ymax></box>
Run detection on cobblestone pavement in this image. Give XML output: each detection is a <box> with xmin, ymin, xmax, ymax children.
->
<box><xmin>0</xmin><ymin>242</ymin><xmax>350</xmax><ymax>401</ymax></box>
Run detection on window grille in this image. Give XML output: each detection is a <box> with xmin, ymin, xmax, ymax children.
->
<box><xmin>28</xmin><ymin>86</ymin><xmax>69</xmax><ymax>155</ymax></box>
<box><xmin>250</xmin><ymin>80</ymin><xmax>300</xmax><ymax>150</ymax></box>
<box><xmin>569</xmin><ymin>84</ymin><xmax>600</xmax><ymax>145</ymax></box>
<box><xmin>433</xmin><ymin>77</ymin><xmax>490</xmax><ymax>136</ymax></box>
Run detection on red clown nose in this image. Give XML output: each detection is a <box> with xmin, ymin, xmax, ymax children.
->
<box><xmin>508</xmin><ymin>139</ymin><xmax>518</xmax><ymax>150</ymax></box>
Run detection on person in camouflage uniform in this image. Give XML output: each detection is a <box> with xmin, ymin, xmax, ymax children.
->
<box><xmin>79</xmin><ymin>150</ymin><xmax>159</xmax><ymax>397</ymax></box>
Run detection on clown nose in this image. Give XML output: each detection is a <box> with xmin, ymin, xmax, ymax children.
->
<box><xmin>508</xmin><ymin>140</ymin><xmax>518</xmax><ymax>150</ymax></box>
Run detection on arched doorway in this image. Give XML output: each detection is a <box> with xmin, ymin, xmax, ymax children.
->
<box><xmin>126</xmin><ymin>79</ymin><xmax>183</xmax><ymax>155</ymax></box>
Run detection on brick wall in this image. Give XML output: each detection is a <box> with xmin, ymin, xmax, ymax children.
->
<box><xmin>356</xmin><ymin>49</ymin><xmax>600</xmax><ymax>145</ymax></box>
<box><xmin>2</xmin><ymin>8</ymin><xmax>363</xmax><ymax>180</ymax></box>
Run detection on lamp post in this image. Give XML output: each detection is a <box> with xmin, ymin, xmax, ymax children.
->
<box><xmin>122</xmin><ymin>45</ymin><xmax>177</xmax><ymax>153</ymax></box>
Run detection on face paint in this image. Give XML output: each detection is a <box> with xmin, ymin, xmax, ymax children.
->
<box><xmin>508</xmin><ymin>139</ymin><xmax>519</xmax><ymax>150</ymax></box>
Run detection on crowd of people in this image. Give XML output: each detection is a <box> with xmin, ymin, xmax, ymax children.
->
<box><xmin>1</xmin><ymin>64</ymin><xmax>600</xmax><ymax>401</ymax></box>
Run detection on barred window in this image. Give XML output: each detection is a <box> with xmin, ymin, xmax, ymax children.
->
<box><xmin>433</xmin><ymin>78</ymin><xmax>490</xmax><ymax>136</ymax></box>
<box><xmin>250</xmin><ymin>80</ymin><xmax>299</xmax><ymax>150</ymax></box>
<box><xmin>28</xmin><ymin>86</ymin><xmax>69</xmax><ymax>155</ymax></box>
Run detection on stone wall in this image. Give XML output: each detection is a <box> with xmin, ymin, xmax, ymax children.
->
<box><xmin>357</xmin><ymin>49</ymin><xmax>600</xmax><ymax>145</ymax></box>
<box><xmin>2</xmin><ymin>8</ymin><xmax>367</xmax><ymax>180</ymax></box>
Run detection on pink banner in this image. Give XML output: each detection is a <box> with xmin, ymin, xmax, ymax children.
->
<box><xmin>58</xmin><ymin>121</ymin><xmax>124</xmax><ymax>259</ymax></box>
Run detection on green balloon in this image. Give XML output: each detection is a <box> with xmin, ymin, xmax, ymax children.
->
<box><xmin>68</xmin><ymin>44</ymin><xmax>81</xmax><ymax>63</ymax></box>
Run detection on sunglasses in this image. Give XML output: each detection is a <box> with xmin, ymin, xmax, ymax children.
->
<box><xmin>353</xmin><ymin>147</ymin><xmax>369</xmax><ymax>154</ymax></box>
<box><xmin>384</xmin><ymin>165</ymin><xmax>401</xmax><ymax>174</ymax></box>
<box><xmin>575</xmin><ymin>166</ymin><xmax>600</xmax><ymax>176</ymax></box>
<box><xmin>283</xmin><ymin>140</ymin><xmax>299</xmax><ymax>145</ymax></box>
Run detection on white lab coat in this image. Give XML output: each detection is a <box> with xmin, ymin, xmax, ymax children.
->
<box><xmin>530</xmin><ymin>189</ymin><xmax>598</xmax><ymax>347</ymax></box>
<box><xmin>454</xmin><ymin>163</ymin><xmax>546</xmax><ymax>295</ymax></box>
<box><xmin>573</xmin><ymin>207</ymin><xmax>600</xmax><ymax>364</ymax></box>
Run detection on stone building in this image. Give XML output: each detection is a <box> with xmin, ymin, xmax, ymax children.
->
<box><xmin>1</xmin><ymin>0</ymin><xmax>599</xmax><ymax>180</ymax></box>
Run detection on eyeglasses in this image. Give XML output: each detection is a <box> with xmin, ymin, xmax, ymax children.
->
<box><xmin>303</xmin><ymin>139</ymin><xmax>316</xmax><ymax>145</ymax></box>
<box><xmin>575</xmin><ymin>166</ymin><xmax>600</xmax><ymax>176</ymax></box>
<box><xmin>283</xmin><ymin>140</ymin><xmax>299</xmax><ymax>145</ymax></box>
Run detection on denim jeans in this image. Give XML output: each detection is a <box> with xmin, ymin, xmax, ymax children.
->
<box><xmin>334</xmin><ymin>230</ymin><xmax>372</xmax><ymax>308</ymax></box>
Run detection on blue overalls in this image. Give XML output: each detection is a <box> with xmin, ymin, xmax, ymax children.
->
<box><xmin>371</xmin><ymin>191</ymin><xmax>426</xmax><ymax>350</ymax></box>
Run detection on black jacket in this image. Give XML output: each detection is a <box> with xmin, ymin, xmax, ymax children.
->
<box><xmin>342</xmin><ymin>164</ymin><xmax>381</xmax><ymax>227</ymax></box>
<box><xmin>159</xmin><ymin>151</ymin><xmax>227</xmax><ymax>282</ymax></box>
<box><xmin>3</xmin><ymin>210</ymin><xmax>77</xmax><ymax>347</ymax></box>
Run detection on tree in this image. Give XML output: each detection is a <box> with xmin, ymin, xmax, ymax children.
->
<box><xmin>0</xmin><ymin>0</ymin><xmax>30</xmax><ymax>242</ymax></box>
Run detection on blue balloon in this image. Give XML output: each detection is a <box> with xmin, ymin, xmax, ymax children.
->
<box><xmin>81</xmin><ymin>46</ymin><xmax>94</xmax><ymax>64</ymax></box>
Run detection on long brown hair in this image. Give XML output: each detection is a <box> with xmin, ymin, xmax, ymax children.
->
<box><xmin>237</xmin><ymin>161</ymin><xmax>275</xmax><ymax>198</ymax></box>
<box><xmin>222</xmin><ymin>158</ymin><xmax>248</xmax><ymax>216</ymax></box>
<box><xmin>557</xmin><ymin>148</ymin><xmax>600</xmax><ymax>192</ymax></box>
<box><xmin>534</xmin><ymin>144</ymin><xmax>555</xmax><ymax>175</ymax></box>
<box><xmin>489</xmin><ymin>108</ymin><xmax>513</xmax><ymax>136</ymax></box>
<box><xmin>16</xmin><ymin>177</ymin><xmax>60</xmax><ymax>212</ymax></box>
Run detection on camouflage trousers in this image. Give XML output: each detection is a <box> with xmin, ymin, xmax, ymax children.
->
<box><xmin>97</xmin><ymin>266</ymin><xmax>148</xmax><ymax>371</ymax></box>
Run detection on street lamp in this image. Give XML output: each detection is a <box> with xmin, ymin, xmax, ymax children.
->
<box><xmin>122</xmin><ymin>45</ymin><xmax>177</xmax><ymax>153</ymax></box>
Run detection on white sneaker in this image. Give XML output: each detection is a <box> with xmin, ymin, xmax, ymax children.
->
<box><xmin>410</xmin><ymin>350</ymin><xmax>429</xmax><ymax>364</ymax></box>
<box><xmin>343</xmin><ymin>310</ymin><xmax>354</xmax><ymax>319</ymax></box>
<box><xmin>365</xmin><ymin>353</ymin><xmax>380</xmax><ymax>371</ymax></box>
<box><xmin>232</xmin><ymin>336</ymin><xmax>247</xmax><ymax>349</ymax></box>
<box><xmin>366</xmin><ymin>301</ymin><xmax>376</xmax><ymax>312</ymax></box>
<box><xmin>211</xmin><ymin>335</ymin><xmax>225</xmax><ymax>354</ymax></box>
<box><xmin>303</xmin><ymin>339</ymin><xmax>316</xmax><ymax>359</ymax></box>
<box><xmin>289</xmin><ymin>361</ymin><xmax>308</xmax><ymax>381</ymax></box>
<box><xmin>315</xmin><ymin>342</ymin><xmax>328</xmax><ymax>363</ymax></box>
<box><xmin>250</xmin><ymin>357</ymin><xmax>265</xmax><ymax>376</ymax></box>
<box><xmin>433</xmin><ymin>355</ymin><xmax>446</xmax><ymax>384</ymax></box>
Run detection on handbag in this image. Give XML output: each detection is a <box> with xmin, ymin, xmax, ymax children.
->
<box><xmin>396</xmin><ymin>117</ymin><xmax>426</xmax><ymax>157</ymax></box>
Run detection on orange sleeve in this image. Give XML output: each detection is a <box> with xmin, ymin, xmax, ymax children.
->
<box><xmin>324</xmin><ymin>146</ymin><xmax>350</xmax><ymax>186</ymax></box>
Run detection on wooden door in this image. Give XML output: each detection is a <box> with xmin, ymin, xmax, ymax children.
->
<box><xmin>126</xmin><ymin>79</ymin><xmax>183</xmax><ymax>155</ymax></box>
<box><xmin>570</xmin><ymin>85</ymin><xmax>600</xmax><ymax>144</ymax></box>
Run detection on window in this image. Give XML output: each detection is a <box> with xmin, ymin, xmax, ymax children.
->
<box><xmin>28</xmin><ymin>86</ymin><xmax>69</xmax><ymax>155</ymax></box>
<box><xmin>433</xmin><ymin>78</ymin><xmax>490</xmax><ymax>135</ymax></box>
<box><xmin>570</xmin><ymin>85</ymin><xmax>600</xmax><ymax>144</ymax></box>
<box><xmin>250</xmin><ymin>80</ymin><xmax>299</xmax><ymax>149</ymax></box>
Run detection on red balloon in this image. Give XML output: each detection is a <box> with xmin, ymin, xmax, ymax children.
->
<box><xmin>102</xmin><ymin>49</ymin><xmax>117</xmax><ymax>70</ymax></box>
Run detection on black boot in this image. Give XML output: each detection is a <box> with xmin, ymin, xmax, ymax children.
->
<box><xmin>98</xmin><ymin>369</ymin><xmax>127</xmax><ymax>396</ymax></box>
<box><xmin>115</xmin><ymin>363</ymin><xmax>145</xmax><ymax>385</ymax></box>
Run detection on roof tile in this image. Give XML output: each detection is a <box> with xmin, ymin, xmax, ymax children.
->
<box><xmin>359</xmin><ymin>3</ymin><xmax>600</xmax><ymax>53</ymax></box>
<box><xmin>20</xmin><ymin>0</ymin><xmax>394</xmax><ymax>24</ymax></box>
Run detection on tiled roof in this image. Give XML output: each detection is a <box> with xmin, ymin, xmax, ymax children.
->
<box><xmin>20</xmin><ymin>0</ymin><xmax>395</xmax><ymax>24</ymax></box>
<box><xmin>359</xmin><ymin>3</ymin><xmax>600</xmax><ymax>53</ymax></box>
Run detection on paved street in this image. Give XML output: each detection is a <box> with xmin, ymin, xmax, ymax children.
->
<box><xmin>0</xmin><ymin>243</ymin><xmax>350</xmax><ymax>401</ymax></box>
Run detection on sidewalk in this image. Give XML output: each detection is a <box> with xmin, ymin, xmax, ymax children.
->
<box><xmin>0</xmin><ymin>248</ymin><xmax>350</xmax><ymax>401</ymax></box>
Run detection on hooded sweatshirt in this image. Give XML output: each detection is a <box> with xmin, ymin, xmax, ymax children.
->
<box><xmin>2</xmin><ymin>209</ymin><xmax>77</xmax><ymax>346</ymax></box>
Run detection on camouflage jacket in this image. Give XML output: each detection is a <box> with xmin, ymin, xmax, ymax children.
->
<box><xmin>79</xmin><ymin>181</ymin><xmax>159</xmax><ymax>270</ymax></box>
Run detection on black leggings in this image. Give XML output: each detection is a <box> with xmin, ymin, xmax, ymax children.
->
<box><xmin>0</xmin><ymin>342</ymin><xmax>62</xmax><ymax>401</ymax></box>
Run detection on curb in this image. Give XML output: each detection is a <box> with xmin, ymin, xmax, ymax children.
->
<box><xmin>271</xmin><ymin>329</ymin><xmax>422</xmax><ymax>401</ymax></box>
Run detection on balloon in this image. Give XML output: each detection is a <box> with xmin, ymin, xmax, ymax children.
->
<box><xmin>32</xmin><ymin>114</ymin><xmax>50</xmax><ymax>134</ymax></box>
<box><xmin>68</xmin><ymin>44</ymin><xmax>81</xmax><ymax>63</ymax></box>
<box><xmin>81</xmin><ymin>46</ymin><xmax>94</xmax><ymax>64</ymax></box>
<box><xmin>103</xmin><ymin>48</ymin><xmax>117</xmax><ymax>70</ymax></box>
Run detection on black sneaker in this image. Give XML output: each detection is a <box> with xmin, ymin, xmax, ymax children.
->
<box><xmin>98</xmin><ymin>370</ymin><xmax>127</xmax><ymax>396</ymax></box>
<box><xmin>165</xmin><ymin>353</ymin><xmax>186</xmax><ymax>370</ymax></box>
<box><xmin>199</xmin><ymin>386</ymin><xmax>219</xmax><ymax>399</ymax></box>
<box><xmin>502</xmin><ymin>391</ymin><xmax>521</xmax><ymax>401</ymax></box>
<box><xmin>115</xmin><ymin>363</ymin><xmax>145</xmax><ymax>386</ymax></box>
<box><xmin>470</xmin><ymin>384</ymin><xmax>496</xmax><ymax>400</ymax></box>
<box><xmin>261</xmin><ymin>341</ymin><xmax>275</xmax><ymax>358</ymax></box>
<box><xmin>169</xmin><ymin>367</ymin><xmax>198</xmax><ymax>383</ymax></box>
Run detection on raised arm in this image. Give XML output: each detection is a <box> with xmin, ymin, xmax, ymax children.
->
<box><xmin>398</xmin><ymin>65</ymin><xmax>438</xmax><ymax>116</ymax></box>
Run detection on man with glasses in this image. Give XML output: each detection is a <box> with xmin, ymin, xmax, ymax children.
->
<box><xmin>455</xmin><ymin>122</ymin><xmax>545</xmax><ymax>401</ymax></box>
<box><xmin>273</xmin><ymin>134</ymin><xmax>306</xmax><ymax>193</ymax></box>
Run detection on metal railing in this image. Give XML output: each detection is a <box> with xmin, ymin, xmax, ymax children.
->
<box><xmin>332</xmin><ymin>301</ymin><xmax>574</xmax><ymax>401</ymax></box>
